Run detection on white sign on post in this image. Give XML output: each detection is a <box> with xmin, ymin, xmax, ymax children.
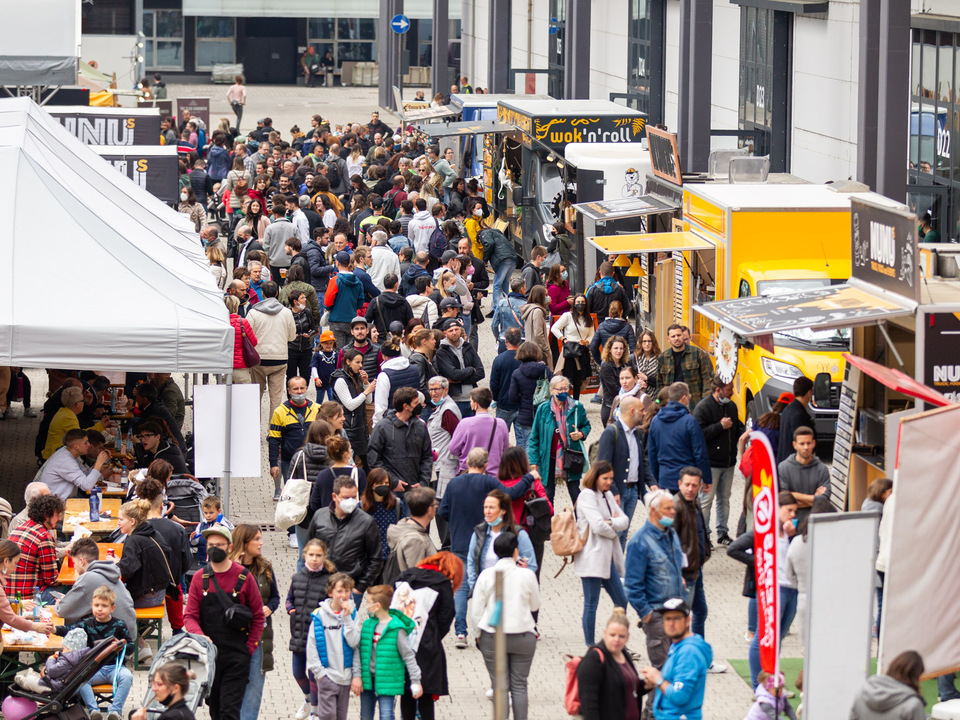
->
<box><xmin>192</xmin><ymin>383</ymin><xmax>262</xmax><ymax>479</ymax></box>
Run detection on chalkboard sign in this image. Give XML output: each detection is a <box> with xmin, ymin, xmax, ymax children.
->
<box><xmin>646</xmin><ymin>126</ymin><xmax>682</xmax><ymax>186</ymax></box>
<box><xmin>830</xmin><ymin>363</ymin><xmax>861</xmax><ymax>511</ymax></box>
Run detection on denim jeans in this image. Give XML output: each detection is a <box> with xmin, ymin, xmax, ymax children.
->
<box><xmin>79</xmin><ymin>665</ymin><xmax>133</xmax><ymax>713</ymax></box>
<box><xmin>581</xmin><ymin>565</ymin><xmax>629</xmax><ymax>646</ymax></box>
<box><xmin>700</xmin><ymin>465</ymin><xmax>736</xmax><ymax>537</ymax></box>
<box><xmin>617</xmin><ymin>484</ymin><xmax>640</xmax><ymax>550</ymax></box>
<box><xmin>748</xmin><ymin>585</ymin><xmax>799</xmax><ymax>688</ymax></box>
<box><xmin>360</xmin><ymin>691</ymin><xmax>395</xmax><ymax>720</ymax></box>
<box><xmin>496</xmin><ymin>407</ymin><xmax>518</xmax><ymax>435</ymax></box>
<box><xmin>453</xmin><ymin>551</ymin><xmax>469</xmax><ymax>636</ymax></box>
<box><xmin>240</xmin><ymin>645</ymin><xmax>265</xmax><ymax>720</ymax></box>
<box><xmin>295</xmin><ymin>525</ymin><xmax>311</xmax><ymax>573</ymax></box>
<box><xmin>690</xmin><ymin>572</ymin><xmax>708</xmax><ymax>638</ymax></box>
<box><xmin>939</xmin><ymin>673</ymin><xmax>960</xmax><ymax>701</ymax></box>
<box><xmin>514</xmin><ymin>424</ymin><xmax>532</xmax><ymax>452</ymax></box>
<box><xmin>455</xmin><ymin>401</ymin><xmax>474</xmax><ymax>419</ymax></box>
<box><xmin>492</xmin><ymin>259</ymin><xmax>517</xmax><ymax>310</ymax></box>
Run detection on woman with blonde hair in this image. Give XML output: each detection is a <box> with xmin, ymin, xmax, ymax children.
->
<box><xmin>207</xmin><ymin>245</ymin><xmax>227</xmax><ymax>289</ymax></box>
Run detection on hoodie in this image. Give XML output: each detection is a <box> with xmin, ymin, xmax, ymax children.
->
<box><xmin>247</xmin><ymin>297</ymin><xmax>297</xmax><ymax>361</ymax></box>
<box><xmin>305</xmin><ymin>598</ymin><xmax>362</xmax><ymax>685</ymax></box>
<box><xmin>777</xmin><ymin>454</ymin><xmax>831</xmax><ymax>524</ymax></box>
<box><xmin>653</xmin><ymin>633</ymin><xmax>713</xmax><ymax>720</ymax></box>
<box><xmin>366</xmin><ymin>290</ymin><xmax>414</xmax><ymax>337</ymax></box>
<box><xmin>744</xmin><ymin>684</ymin><xmax>798</xmax><ymax>720</ymax></box>
<box><xmin>400</xmin><ymin>263</ymin><xmax>430</xmax><ymax>297</ymax></box>
<box><xmin>585</xmin><ymin>275</ymin><xmax>629</xmax><ymax>323</ymax></box>
<box><xmin>386</xmin><ymin>518</ymin><xmax>437</xmax><ymax>575</ymax></box>
<box><xmin>647</xmin><ymin>401</ymin><xmax>712</xmax><ymax>491</ymax></box>
<box><xmin>408</xmin><ymin>210</ymin><xmax>438</xmax><ymax>254</ymax></box>
<box><xmin>849</xmin><ymin>676</ymin><xmax>926</xmax><ymax>720</ymax></box>
<box><xmin>56</xmin><ymin>560</ymin><xmax>137</xmax><ymax>640</ymax></box>
<box><xmin>325</xmin><ymin>271</ymin><xmax>365</xmax><ymax>324</ymax></box>
<box><xmin>407</xmin><ymin>293</ymin><xmax>438</xmax><ymax>328</ymax></box>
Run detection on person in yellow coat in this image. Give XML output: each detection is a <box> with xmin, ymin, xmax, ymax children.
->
<box><xmin>41</xmin><ymin>386</ymin><xmax>108</xmax><ymax>460</ymax></box>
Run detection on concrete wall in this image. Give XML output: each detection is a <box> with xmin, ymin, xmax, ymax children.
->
<box><xmin>588</xmin><ymin>0</ymin><xmax>629</xmax><ymax>101</ymax></box>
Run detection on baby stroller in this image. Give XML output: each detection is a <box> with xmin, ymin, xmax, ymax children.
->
<box><xmin>140</xmin><ymin>633</ymin><xmax>216</xmax><ymax>715</ymax></box>
<box><xmin>166</xmin><ymin>476</ymin><xmax>208</xmax><ymax>525</ymax></box>
<box><xmin>8</xmin><ymin>637</ymin><xmax>125</xmax><ymax>720</ymax></box>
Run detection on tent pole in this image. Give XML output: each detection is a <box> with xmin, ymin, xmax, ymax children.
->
<box><xmin>223</xmin><ymin>371</ymin><xmax>233</xmax><ymax>516</ymax></box>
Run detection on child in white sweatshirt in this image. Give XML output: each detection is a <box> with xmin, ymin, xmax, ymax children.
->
<box><xmin>305</xmin><ymin>573</ymin><xmax>362</xmax><ymax>720</ymax></box>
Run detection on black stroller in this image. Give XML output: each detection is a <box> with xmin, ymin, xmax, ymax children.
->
<box><xmin>139</xmin><ymin>633</ymin><xmax>216</xmax><ymax>715</ymax></box>
<box><xmin>8</xmin><ymin>637</ymin><xmax>125</xmax><ymax>720</ymax></box>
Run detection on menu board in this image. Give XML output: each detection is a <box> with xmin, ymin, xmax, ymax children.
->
<box><xmin>646</xmin><ymin>125</ymin><xmax>683</xmax><ymax>185</ymax></box>
<box><xmin>830</xmin><ymin>363</ymin><xmax>861</xmax><ymax>511</ymax></box>
<box><xmin>672</xmin><ymin>250</ymin><xmax>685</xmax><ymax>324</ymax></box>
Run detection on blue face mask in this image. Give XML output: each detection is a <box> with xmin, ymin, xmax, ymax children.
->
<box><xmin>561</xmin><ymin>271</ymin><xmax>569</xmax><ymax>280</ymax></box>
<box><xmin>556</xmin><ymin>392</ymin><xmax>570</xmax><ymax>403</ymax></box>
<box><xmin>659</xmin><ymin>516</ymin><xmax>675</xmax><ymax>529</ymax></box>
<box><xmin>487</xmin><ymin>519</ymin><xmax>501</xmax><ymax>529</ymax></box>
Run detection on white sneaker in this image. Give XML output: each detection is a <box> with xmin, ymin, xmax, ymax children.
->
<box><xmin>23</xmin><ymin>407</ymin><xmax>37</xmax><ymax>418</ymax></box>
<box><xmin>707</xmin><ymin>662</ymin><xmax>727</xmax><ymax>674</ymax></box>
<box><xmin>455</xmin><ymin>634</ymin><xmax>467</xmax><ymax>649</ymax></box>
<box><xmin>308</xmin><ymin>714</ymin><xmax>320</xmax><ymax>720</ymax></box>
<box><xmin>138</xmin><ymin>642</ymin><xmax>154</xmax><ymax>663</ymax></box>
<box><xmin>295</xmin><ymin>702</ymin><xmax>310</xmax><ymax>720</ymax></box>
<box><xmin>288</xmin><ymin>533</ymin><xmax>298</xmax><ymax>548</ymax></box>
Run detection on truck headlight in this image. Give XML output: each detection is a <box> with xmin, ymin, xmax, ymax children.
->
<box><xmin>761</xmin><ymin>357</ymin><xmax>804</xmax><ymax>382</ymax></box>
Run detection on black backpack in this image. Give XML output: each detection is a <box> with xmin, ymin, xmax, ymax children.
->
<box><xmin>428</xmin><ymin>219</ymin><xmax>447</xmax><ymax>259</ymax></box>
<box><xmin>326</xmin><ymin>160</ymin><xmax>342</xmax><ymax>189</ymax></box>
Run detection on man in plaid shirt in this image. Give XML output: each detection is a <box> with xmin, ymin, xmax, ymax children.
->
<box><xmin>8</xmin><ymin>494</ymin><xmax>64</xmax><ymax>602</ymax></box>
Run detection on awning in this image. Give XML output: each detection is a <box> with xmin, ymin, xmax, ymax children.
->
<box><xmin>730</xmin><ymin>0</ymin><xmax>828</xmax><ymax>13</ymax></box>
<box><xmin>412</xmin><ymin>119</ymin><xmax>515</xmax><ymax>137</ymax></box>
<box><xmin>575</xmin><ymin>195</ymin><xmax>678</xmax><ymax>222</ymax></box>
<box><xmin>586</xmin><ymin>231</ymin><xmax>714</xmax><ymax>255</ymax></box>
<box><xmin>402</xmin><ymin>105</ymin><xmax>459</xmax><ymax>123</ymax></box>
<box><xmin>843</xmin><ymin>353</ymin><xmax>952</xmax><ymax>408</ymax></box>
<box><xmin>693</xmin><ymin>283</ymin><xmax>915</xmax><ymax>338</ymax></box>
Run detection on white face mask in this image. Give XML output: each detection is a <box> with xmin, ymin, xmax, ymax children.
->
<box><xmin>339</xmin><ymin>497</ymin><xmax>358</xmax><ymax>514</ymax></box>
<box><xmin>180</xmin><ymin>192</ymin><xmax>189</xmax><ymax>202</ymax></box>
<box><xmin>473</xmin><ymin>208</ymin><xmax>483</xmax><ymax>217</ymax></box>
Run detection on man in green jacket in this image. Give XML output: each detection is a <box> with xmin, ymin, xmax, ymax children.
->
<box><xmin>657</xmin><ymin>324</ymin><xmax>714</xmax><ymax>407</ymax></box>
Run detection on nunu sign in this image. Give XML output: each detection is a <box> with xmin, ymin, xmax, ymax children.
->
<box><xmin>50</xmin><ymin>109</ymin><xmax>161</xmax><ymax>147</ymax></box>
<box><xmin>851</xmin><ymin>197</ymin><xmax>918</xmax><ymax>302</ymax></box>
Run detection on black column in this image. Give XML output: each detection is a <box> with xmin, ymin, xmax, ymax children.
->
<box><xmin>677</xmin><ymin>0</ymin><xmax>713</xmax><ymax>172</ymax></box>
<box><xmin>769</xmin><ymin>11</ymin><xmax>792</xmax><ymax>173</ymax></box>
<box><xmin>488</xmin><ymin>0</ymin><xmax>511</xmax><ymax>93</ymax></box>
<box><xmin>857</xmin><ymin>0</ymin><xmax>880</xmax><ymax>188</ymax></box>
<box><xmin>432</xmin><ymin>0</ymin><xmax>450</xmax><ymax>97</ymax></box>
<box><xmin>378</xmin><ymin>0</ymin><xmax>404</xmax><ymax>110</ymax></box>
<box><xmin>564</xmin><ymin>0</ymin><xmax>591</xmax><ymax>99</ymax></box>
<box><xmin>649</xmin><ymin>0</ymin><xmax>667</xmax><ymax>127</ymax></box>
<box><xmin>875</xmin><ymin>0</ymin><xmax>909</xmax><ymax>201</ymax></box>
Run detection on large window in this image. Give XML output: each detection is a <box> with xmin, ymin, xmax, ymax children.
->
<box><xmin>627</xmin><ymin>0</ymin><xmax>664</xmax><ymax>125</ymax></box>
<box><xmin>308</xmin><ymin>18</ymin><xmax>377</xmax><ymax>65</ymax></box>
<box><xmin>143</xmin><ymin>10</ymin><xmax>183</xmax><ymax>71</ymax></box>
<box><xmin>196</xmin><ymin>17</ymin><xmax>236</xmax><ymax>70</ymax></box>
<box><xmin>908</xmin><ymin>28</ymin><xmax>960</xmax><ymax>241</ymax></box>
<box><xmin>738</xmin><ymin>6</ymin><xmax>791</xmax><ymax>172</ymax></box>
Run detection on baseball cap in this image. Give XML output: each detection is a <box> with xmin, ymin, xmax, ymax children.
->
<box><xmin>319</xmin><ymin>330</ymin><xmax>335</xmax><ymax>343</ymax></box>
<box><xmin>350</xmin><ymin>316</ymin><xmax>369</xmax><ymax>327</ymax></box>
<box><xmin>659</xmin><ymin>597</ymin><xmax>691</xmax><ymax>616</ymax></box>
<box><xmin>335</xmin><ymin>251</ymin><xmax>352</xmax><ymax>266</ymax></box>
<box><xmin>440</xmin><ymin>250</ymin><xmax>458</xmax><ymax>264</ymax></box>
<box><xmin>388</xmin><ymin>321</ymin><xmax>406</xmax><ymax>335</ymax></box>
<box><xmin>201</xmin><ymin>524</ymin><xmax>232</xmax><ymax>543</ymax></box>
<box><xmin>439</xmin><ymin>296</ymin><xmax>462</xmax><ymax>310</ymax></box>
<box><xmin>370</xmin><ymin>197</ymin><xmax>384</xmax><ymax>209</ymax></box>
<box><xmin>776</xmin><ymin>392</ymin><xmax>795</xmax><ymax>405</ymax></box>
<box><xmin>436</xmin><ymin>317</ymin><xmax>462</xmax><ymax>332</ymax></box>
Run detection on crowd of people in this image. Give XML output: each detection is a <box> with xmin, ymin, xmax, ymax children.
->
<box><xmin>0</xmin><ymin>100</ymin><xmax>930</xmax><ymax>720</ymax></box>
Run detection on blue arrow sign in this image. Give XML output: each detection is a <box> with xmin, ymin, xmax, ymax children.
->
<box><xmin>391</xmin><ymin>14</ymin><xmax>411</xmax><ymax>34</ymax></box>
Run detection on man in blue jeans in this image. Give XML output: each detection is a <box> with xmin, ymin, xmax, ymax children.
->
<box><xmin>488</xmin><ymin>328</ymin><xmax>523</xmax><ymax>434</ymax></box>
<box><xmin>480</xmin><ymin>226</ymin><xmax>517</xmax><ymax>313</ymax></box>
<box><xmin>437</xmin><ymin>448</ymin><xmax>532</xmax><ymax>647</ymax></box>
<box><xmin>597</xmin><ymin>396</ymin><xmax>656</xmax><ymax>549</ymax></box>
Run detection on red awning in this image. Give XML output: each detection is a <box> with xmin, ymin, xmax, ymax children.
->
<box><xmin>843</xmin><ymin>353</ymin><xmax>952</xmax><ymax>407</ymax></box>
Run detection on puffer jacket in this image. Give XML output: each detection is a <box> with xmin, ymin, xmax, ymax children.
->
<box><xmin>285</xmin><ymin>565</ymin><xmax>332</xmax><ymax>653</ymax></box>
<box><xmin>290</xmin><ymin>443</ymin><xmax>331</xmax><ymax>529</ymax></box>
<box><xmin>302</xmin><ymin>240</ymin><xmax>334</xmax><ymax>296</ymax></box>
<box><xmin>508</xmin><ymin>361</ymin><xmax>552</xmax><ymax>427</ymax></box>
<box><xmin>590</xmin><ymin>317</ymin><xmax>637</xmax><ymax>365</ymax></box>
<box><xmin>229</xmin><ymin>314</ymin><xmax>257</xmax><ymax>369</ymax></box>
<box><xmin>367</xmin><ymin>409</ymin><xmax>434</xmax><ymax>490</ymax></box>
<box><xmin>306</xmin><ymin>505</ymin><xmax>383</xmax><ymax>593</ymax></box>
<box><xmin>289</xmin><ymin>307</ymin><xmax>318</xmax><ymax>352</ymax></box>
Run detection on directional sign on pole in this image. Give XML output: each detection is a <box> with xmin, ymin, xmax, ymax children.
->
<box><xmin>391</xmin><ymin>14</ymin><xmax>411</xmax><ymax>33</ymax></box>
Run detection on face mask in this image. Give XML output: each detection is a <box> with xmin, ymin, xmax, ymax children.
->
<box><xmin>290</xmin><ymin>392</ymin><xmax>307</xmax><ymax>404</ymax></box>
<box><xmin>157</xmin><ymin>691</ymin><xmax>174</xmax><ymax>707</ymax></box>
<box><xmin>180</xmin><ymin>192</ymin><xmax>188</xmax><ymax>202</ymax></box>
<box><xmin>374</xmin><ymin>485</ymin><xmax>390</xmax><ymax>499</ymax></box>
<box><xmin>575</xmin><ymin>304</ymin><xmax>586</xmax><ymax>312</ymax></box>
<box><xmin>658</xmin><ymin>516</ymin><xmax>675</xmax><ymax>529</ymax></box>
<box><xmin>473</xmin><ymin>208</ymin><xmax>483</xmax><ymax>217</ymax></box>
<box><xmin>718</xmin><ymin>396</ymin><xmax>732</xmax><ymax>405</ymax></box>
<box><xmin>207</xmin><ymin>546</ymin><xmax>228</xmax><ymax>563</ymax></box>
<box><xmin>487</xmin><ymin>518</ymin><xmax>501</xmax><ymax>529</ymax></box>
<box><xmin>410</xmin><ymin>403</ymin><xmax>423</xmax><ymax>416</ymax></box>
<box><xmin>556</xmin><ymin>391</ymin><xmax>569</xmax><ymax>403</ymax></box>
<box><xmin>339</xmin><ymin>497</ymin><xmax>358</xmax><ymax>514</ymax></box>
<box><xmin>792</xmin><ymin>518</ymin><xmax>799</xmax><ymax>528</ymax></box>
<box><xmin>561</xmin><ymin>271</ymin><xmax>569</xmax><ymax>280</ymax></box>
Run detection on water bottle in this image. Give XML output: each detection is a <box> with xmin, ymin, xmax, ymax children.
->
<box><xmin>125</xmin><ymin>434</ymin><xmax>134</xmax><ymax>456</ymax></box>
<box><xmin>120</xmin><ymin>467</ymin><xmax>129</xmax><ymax>489</ymax></box>
<box><xmin>33</xmin><ymin>587</ymin><xmax>41</xmax><ymax>619</ymax></box>
<box><xmin>114</xmin><ymin>425</ymin><xmax>122</xmax><ymax>452</ymax></box>
<box><xmin>109</xmin><ymin>387</ymin><xmax>117</xmax><ymax>413</ymax></box>
<box><xmin>89</xmin><ymin>488</ymin><xmax>101</xmax><ymax>522</ymax></box>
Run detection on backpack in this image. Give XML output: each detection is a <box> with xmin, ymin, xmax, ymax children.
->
<box><xmin>428</xmin><ymin>219</ymin><xmax>447</xmax><ymax>259</ymax></box>
<box><xmin>587</xmin><ymin>422</ymin><xmax>619</xmax><ymax>467</ymax></box>
<box><xmin>550</xmin><ymin>507</ymin><xmax>588</xmax><ymax>577</ymax></box>
<box><xmin>326</xmin><ymin>159</ymin><xmax>342</xmax><ymax>189</ymax></box>
<box><xmin>564</xmin><ymin>648</ymin><xmax>604</xmax><ymax>715</ymax></box>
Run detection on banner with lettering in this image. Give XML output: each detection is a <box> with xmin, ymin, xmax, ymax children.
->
<box><xmin>751</xmin><ymin>431</ymin><xmax>780</xmax><ymax>677</ymax></box>
<box><xmin>49</xmin><ymin>108</ymin><xmax>161</xmax><ymax>146</ymax></box>
<box><xmin>851</xmin><ymin>197</ymin><xmax>918</xmax><ymax>303</ymax></box>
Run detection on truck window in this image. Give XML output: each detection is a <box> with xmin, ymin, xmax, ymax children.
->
<box><xmin>536</xmin><ymin>154</ymin><xmax>565</xmax><ymax>222</ymax></box>
<box><xmin>755</xmin><ymin>278</ymin><xmax>851</xmax><ymax>352</ymax></box>
<box><xmin>738</xmin><ymin>279</ymin><xmax>751</xmax><ymax>298</ymax></box>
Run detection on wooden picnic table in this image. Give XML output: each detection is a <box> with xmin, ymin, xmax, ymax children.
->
<box><xmin>57</xmin><ymin>543</ymin><xmax>123</xmax><ymax>586</ymax></box>
<box><xmin>64</xmin><ymin>498</ymin><xmax>121</xmax><ymax>536</ymax></box>
<box><xmin>0</xmin><ymin>609</ymin><xmax>64</xmax><ymax>680</ymax></box>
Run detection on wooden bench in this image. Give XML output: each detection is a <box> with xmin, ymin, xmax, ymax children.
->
<box><xmin>92</xmin><ymin>684</ymin><xmax>114</xmax><ymax>708</ymax></box>
<box><xmin>135</xmin><ymin>605</ymin><xmax>165</xmax><ymax>664</ymax></box>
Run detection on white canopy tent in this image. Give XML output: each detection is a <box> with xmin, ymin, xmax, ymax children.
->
<box><xmin>0</xmin><ymin>98</ymin><xmax>232</xmax><ymax>373</ymax></box>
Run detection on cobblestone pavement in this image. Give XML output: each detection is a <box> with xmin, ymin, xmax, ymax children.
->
<box><xmin>0</xmin><ymin>85</ymin><xmax>788</xmax><ymax>719</ymax></box>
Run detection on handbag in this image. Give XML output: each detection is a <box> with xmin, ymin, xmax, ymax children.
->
<box><xmin>562</xmin><ymin>445</ymin><xmax>586</xmax><ymax>476</ymax></box>
<box><xmin>275</xmin><ymin>453</ymin><xmax>311</xmax><ymax>530</ymax></box>
<box><xmin>532</xmin><ymin>368</ymin><xmax>551</xmax><ymax>406</ymax></box>
<box><xmin>562</xmin><ymin>315</ymin><xmax>585</xmax><ymax>359</ymax></box>
<box><xmin>240</xmin><ymin>321</ymin><xmax>260</xmax><ymax>367</ymax></box>
<box><xmin>205</xmin><ymin>565</ymin><xmax>254</xmax><ymax>633</ymax></box>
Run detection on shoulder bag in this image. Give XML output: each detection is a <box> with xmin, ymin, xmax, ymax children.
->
<box><xmin>562</xmin><ymin>315</ymin><xmax>584</xmax><ymax>359</ymax></box>
<box><xmin>148</xmin><ymin>538</ymin><xmax>179</xmax><ymax>596</ymax></box>
<box><xmin>275</xmin><ymin>452</ymin><xmax>311</xmax><ymax>530</ymax></box>
<box><xmin>240</xmin><ymin>321</ymin><xmax>260</xmax><ymax>368</ymax></box>
<box><xmin>532</xmin><ymin>368</ymin><xmax>552</xmax><ymax>406</ymax></box>
<box><xmin>204</xmin><ymin>565</ymin><xmax>254</xmax><ymax>633</ymax></box>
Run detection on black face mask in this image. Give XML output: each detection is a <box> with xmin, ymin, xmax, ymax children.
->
<box><xmin>207</xmin><ymin>546</ymin><xmax>228</xmax><ymax>563</ymax></box>
<box><xmin>410</xmin><ymin>403</ymin><xmax>423</xmax><ymax>417</ymax></box>
<box><xmin>157</xmin><ymin>690</ymin><xmax>174</xmax><ymax>707</ymax></box>
<box><xmin>373</xmin><ymin>485</ymin><xmax>390</xmax><ymax>499</ymax></box>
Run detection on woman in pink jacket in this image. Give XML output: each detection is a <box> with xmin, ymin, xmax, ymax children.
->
<box><xmin>225</xmin><ymin>295</ymin><xmax>258</xmax><ymax>383</ymax></box>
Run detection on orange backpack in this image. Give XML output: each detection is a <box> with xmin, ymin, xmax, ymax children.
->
<box><xmin>564</xmin><ymin>648</ymin><xmax>603</xmax><ymax>715</ymax></box>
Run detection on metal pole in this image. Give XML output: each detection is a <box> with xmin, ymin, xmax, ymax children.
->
<box><xmin>493</xmin><ymin>570</ymin><xmax>507</xmax><ymax>720</ymax></box>
<box><xmin>397</xmin><ymin>26</ymin><xmax>403</xmax><ymax>106</ymax></box>
<box><xmin>222</xmin><ymin>372</ymin><xmax>233</xmax><ymax>516</ymax></box>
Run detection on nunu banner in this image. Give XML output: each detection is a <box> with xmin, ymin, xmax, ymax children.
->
<box><xmin>751</xmin><ymin>431</ymin><xmax>780</xmax><ymax>677</ymax></box>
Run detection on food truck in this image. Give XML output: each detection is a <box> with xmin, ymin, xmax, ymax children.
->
<box><xmin>492</xmin><ymin>99</ymin><xmax>649</xmax><ymax>288</ymax></box>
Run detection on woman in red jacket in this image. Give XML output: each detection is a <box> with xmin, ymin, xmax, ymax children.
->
<box><xmin>225</xmin><ymin>295</ymin><xmax>258</xmax><ymax>383</ymax></box>
<box><xmin>545</xmin><ymin>263</ymin><xmax>571</xmax><ymax>366</ymax></box>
